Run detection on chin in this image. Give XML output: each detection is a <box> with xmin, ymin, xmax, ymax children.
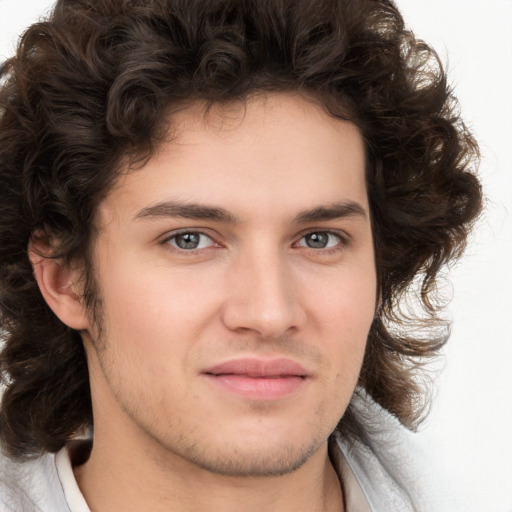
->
<box><xmin>182</xmin><ymin>439</ymin><xmax>321</xmax><ymax>478</ymax></box>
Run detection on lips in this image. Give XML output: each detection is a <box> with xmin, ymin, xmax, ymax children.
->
<box><xmin>203</xmin><ymin>358</ymin><xmax>309</xmax><ymax>378</ymax></box>
<box><xmin>202</xmin><ymin>358</ymin><xmax>309</xmax><ymax>400</ymax></box>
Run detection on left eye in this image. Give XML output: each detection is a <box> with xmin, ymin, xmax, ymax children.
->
<box><xmin>296</xmin><ymin>232</ymin><xmax>342</xmax><ymax>249</ymax></box>
<box><xmin>165</xmin><ymin>232</ymin><xmax>215</xmax><ymax>250</ymax></box>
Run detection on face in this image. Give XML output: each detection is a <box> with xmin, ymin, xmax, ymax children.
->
<box><xmin>83</xmin><ymin>93</ymin><xmax>377</xmax><ymax>478</ymax></box>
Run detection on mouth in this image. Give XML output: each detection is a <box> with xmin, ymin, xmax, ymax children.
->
<box><xmin>201</xmin><ymin>358</ymin><xmax>309</xmax><ymax>400</ymax></box>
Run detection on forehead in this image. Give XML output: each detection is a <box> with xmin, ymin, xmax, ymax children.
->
<box><xmin>170</xmin><ymin>93</ymin><xmax>364</xmax><ymax>170</ymax></box>
<box><xmin>100</xmin><ymin>93</ymin><xmax>368</xmax><ymax>225</ymax></box>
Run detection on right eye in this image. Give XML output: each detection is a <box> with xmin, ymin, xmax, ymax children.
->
<box><xmin>164</xmin><ymin>231</ymin><xmax>216</xmax><ymax>251</ymax></box>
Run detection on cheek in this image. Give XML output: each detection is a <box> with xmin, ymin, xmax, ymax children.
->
<box><xmin>98</xmin><ymin>261</ymin><xmax>221</xmax><ymax>354</ymax></box>
<box><xmin>313</xmin><ymin>265</ymin><xmax>376</xmax><ymax>327</ymax></box>
<box><xmin>311</xmin><ymin>269</ymin><xmax>376</xmax><ymax>375</ymax></box>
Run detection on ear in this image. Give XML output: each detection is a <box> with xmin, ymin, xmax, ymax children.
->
<box><xmin>28</xmin><ymin>236</ymin><xmax>90</xmax><ymax>331</ymax></box>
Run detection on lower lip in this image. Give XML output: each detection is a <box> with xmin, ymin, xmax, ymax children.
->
<box><xmin>203</xmin><ymin>374</ymin><xmax>307</xmax><ymax>400</ymax></box>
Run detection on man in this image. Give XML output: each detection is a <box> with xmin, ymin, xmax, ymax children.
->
<box><xmin>0</xmin><ymin>0</ymin><xmax>482</xmax><ymax>511</ymax></box>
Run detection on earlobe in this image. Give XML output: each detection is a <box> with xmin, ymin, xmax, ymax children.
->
<box><xmin>28</xmin><ymin>237</ymin><xmax>90</xmax><ymax>331</ymax></box>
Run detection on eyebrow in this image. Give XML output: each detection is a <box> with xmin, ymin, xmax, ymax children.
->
<box><xmin>293</xmin><ymin>202</ymin><xmax>368</xmax><ymax>223</ymax></box>
<box><xmin>134</xmin><ymin>200</ymin><xmax>368</xmax><ymax>224</ymax></box>
<box><xmin>134</xmin><ymin>202</ymin><xmax>238</xmax><ymax>223</ymax></box>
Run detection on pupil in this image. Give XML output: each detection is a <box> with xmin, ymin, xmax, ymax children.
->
<box><xmin>177</xmin><ymin>233</ymin><xmax>200</xmax><ymax>249</ymax></box>
<box><xmin>307</xmin><ymin>233</ymin><xmax>328</xmax><ymax>248</ymax></box>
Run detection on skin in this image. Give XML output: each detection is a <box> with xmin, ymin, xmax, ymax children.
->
<box><xmin>33</xmin><ymin>93</ymin><xmax>377</xmax><ymax>511</ymax></box>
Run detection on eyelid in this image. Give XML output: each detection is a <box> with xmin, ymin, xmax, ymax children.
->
<box><xmin>160</xmin><ymin>229</ymin><xmax>220</xmax><ymax>251</ymax></box>
<box><xmin>296</xmin><ymin>228</ymin><xmax>350</xmax><ymax>241</ymax></box>
<box><xmin>293</xmin><ymin>229</ymin><xmax>351</xmax><ymax>250</ymax></box>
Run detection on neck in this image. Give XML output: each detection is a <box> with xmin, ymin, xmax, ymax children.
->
<box><xmin>73</xmin><ymin>425</ymin><xmax>343</xmax><ymax>512</ymax></box>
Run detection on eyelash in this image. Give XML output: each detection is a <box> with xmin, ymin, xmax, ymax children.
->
<box><xmin>160</xmin><ymin>229</ymin><xmax>350</xmax><ymax>254</ymax></box>
<box><xmin>294</xmin><ymin>231</ymin><xmax>347</xmax><ymax>252</ymax></box>
<box><xmin>161</xmin><ymin>230</ymin><xmax>218</xmax><ymax>252</ymax></box>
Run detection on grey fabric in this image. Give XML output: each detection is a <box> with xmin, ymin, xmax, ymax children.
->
<box><xmin>337</xmin><ymin>390</ymin><xmax>439</xmax><ymax>512</ymax></box>
<box><xmin>0</xmin><ymin>453</ymin><xmax>69</xmax><ymax>512</ymax></box>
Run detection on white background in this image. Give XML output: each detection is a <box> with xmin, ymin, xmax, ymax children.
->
<box><xmin>1</xmin><ymin>1</ymin><xmax>511</xmax><ymax>511</ymax></box>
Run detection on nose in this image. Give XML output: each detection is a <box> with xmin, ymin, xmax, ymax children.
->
<box><xmin>221</xmin><ymin>248</ymin><xmax>305</xmax><ymax>339</ymax></box>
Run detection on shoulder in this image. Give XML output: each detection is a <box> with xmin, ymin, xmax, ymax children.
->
<box><xmin>335</xmin><ymin>390</ymin><xmax>447</xmax><ymax>512</ymax></box>
<box><xmin>0</xmin><ymin>451</ymin><xmax>69</xmax><ymax>512</ymax></box>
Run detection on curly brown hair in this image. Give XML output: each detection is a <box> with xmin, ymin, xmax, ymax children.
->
<box><xmin>0</xmin><ymin>0</ymin><xmax>482</xmax><ymax>460</ymax></box>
